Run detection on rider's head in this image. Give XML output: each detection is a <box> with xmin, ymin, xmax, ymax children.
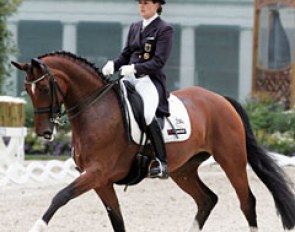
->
<box><xmin>136</xmin><ymin>0</ymin><xmax>166</xmax><ymax>18</ymax></box>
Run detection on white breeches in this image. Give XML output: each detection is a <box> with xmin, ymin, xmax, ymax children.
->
<box><xmin>122</xmin><ymin>74</ymin><xmax>159</xmax><ymax>125</ymax></box>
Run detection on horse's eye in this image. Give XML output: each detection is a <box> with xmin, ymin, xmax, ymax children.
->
<box><xmin>39</xmin><ymin>86</ymin><xmax>50</xmax><ymax>95</ymax></box>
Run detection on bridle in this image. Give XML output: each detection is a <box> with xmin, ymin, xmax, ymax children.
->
<box><xmin>25</xmin><ymin>59</ymin><xmax>66</xmax><ymax>125</ymax></box>
<box><xmin>25</xmin><ymin>59</ymin><xmax>115</xmax><ymax>126</ymax></box>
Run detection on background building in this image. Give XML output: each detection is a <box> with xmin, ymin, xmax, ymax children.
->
<box><xmin>7</xmin><ymin>0</ymin><xmax>254</xmax><ymax>101</ymax></box>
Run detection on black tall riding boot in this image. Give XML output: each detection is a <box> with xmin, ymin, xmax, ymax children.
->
<box><xmin>147</xmin><ymin>118</ymin><xmax>168</xmax><ymax>179</ymax></box>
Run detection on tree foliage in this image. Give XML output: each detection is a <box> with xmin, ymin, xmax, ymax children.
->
<box><xmin>0</xmin><ymin>0</ymin><xmax>22</xmax><ymax>94</ymax></box>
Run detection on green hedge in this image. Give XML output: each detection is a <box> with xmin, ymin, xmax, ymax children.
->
<box><xmin>0</xmin><ymin>0</ymin><xmax>22</xmax><ymax>94</ymax></box>
<box><xmin>245</xmin><ymin>97</ymin><xmax>295</xmax><ymax>157</ymax></box>
<box><xmin>25</xmin><ymin>128</ymin><xmax>72</xmax><ymax>157</ymax></box>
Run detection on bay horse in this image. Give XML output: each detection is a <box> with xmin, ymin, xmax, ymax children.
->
<box><xmin>12</xmin><ymin>51</ymin><xmax>295</xmax><ymax>232</ymax></box>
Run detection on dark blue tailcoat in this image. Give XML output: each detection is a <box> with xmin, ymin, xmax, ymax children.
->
<box><xmin>114</xmin><ymin>17</ymin><xmax>173</xmax><ymax>117</ymax></box>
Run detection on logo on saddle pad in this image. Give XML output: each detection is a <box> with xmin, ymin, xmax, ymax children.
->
<box><xmin>167</xmin><ymin>128</ymin><xmax>187</xmax><ymax>136</ymax></box>
<box><xmin>122</xmin><ymin>86</ymin><xmax>192</xmax><ymax>144</ymax></box>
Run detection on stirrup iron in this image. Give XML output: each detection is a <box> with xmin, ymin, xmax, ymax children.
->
<box><xmin>148</xmin><ymin>158</ymin><xmax>167</xmax><ymax>178</ymax></box>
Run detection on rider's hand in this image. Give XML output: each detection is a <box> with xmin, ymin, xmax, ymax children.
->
<box><xmin>102</xmin><ymin>60</ymin><xmax>114</xmax><ymax>76</ymax></box>
<box><xmin>120</xmin><ymin>64</ymin><xmax>136</xmax><ymax>76</ymax></box>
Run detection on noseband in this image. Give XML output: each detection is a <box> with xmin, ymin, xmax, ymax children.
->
<box><xmin>25</xmin><ymin>59</ymin><xmax>115</xmax><ymax>126</ymax></box>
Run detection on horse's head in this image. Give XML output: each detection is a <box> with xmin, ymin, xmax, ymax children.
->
<box><xmin>11</xmin><ymin>58</ymin><xmax>66</xmax><ymax>140</ymax></box>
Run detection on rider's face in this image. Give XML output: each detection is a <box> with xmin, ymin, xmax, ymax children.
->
<box><xmin>138</xmin><ymin>0</ymin><xmax>160</xmax><ymax>20</ymax></box>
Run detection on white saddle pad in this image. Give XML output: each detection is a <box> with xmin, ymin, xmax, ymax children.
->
<box><xmin>122</xmin><ymin>85</ymin><xmax>191</xmax><ymax>144</ymax></box>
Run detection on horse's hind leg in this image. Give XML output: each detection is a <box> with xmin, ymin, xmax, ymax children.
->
<box><xmin>170</xmin><ymin>153</ymin><xmax>218</xmax><ymax>231</ymax></box>
<box><xmin>214</xmin><ymin>146</ymin><xmax>257</xmax><ymax>231</ymax></box>
<box><xmin>29</xmin><ymin>169</ymin><xmax>101</xmax><ymax>232</ymax></box>
<box><xmin>95</xmin><ymin>184</ymin><xmax>126</xmax><ymax>232</ymax></box>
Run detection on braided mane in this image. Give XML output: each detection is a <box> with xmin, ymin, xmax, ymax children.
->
<box><xmin>38</xmin><ymin>51</ymin><xmax>108</xmax><ymax>82</ymax></box>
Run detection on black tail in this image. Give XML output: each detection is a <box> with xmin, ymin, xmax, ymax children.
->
<box><xmin>225</xmin><ymin>96</ymin><xmax>295</xmax><ymax>230</ymax></box>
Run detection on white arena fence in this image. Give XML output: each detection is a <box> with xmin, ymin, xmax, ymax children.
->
<box><xmin>202</xmin><ymin>152</ymin><xmax>295</xmax><ymax>167</ymax></box>
<box><xmin>0</xmin><ymin>158</ymin><xmax>79</xmax><ymax>186</ymax></box>
<box><xmin>0</xmin><ymin>96</ymin><xmax>79</xmax><ymax>186</ymax></box>
<box><xmin>0</xmin><ymin>124</ymin><xmax>79</xmax><ymax>186</ymax></box>
<box><xmin>0</xmin><ymin>152</ymin><xmax>294</xmax><ymax>186</ymax></box>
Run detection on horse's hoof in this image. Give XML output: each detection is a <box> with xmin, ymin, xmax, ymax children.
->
<box><xmin>29</xmin><ymin>219</ymin><xmax>47</xmax><ymax>232</ymax></box>
<box><xmin>250</xmin><ymin>227</ymin><xmax>258</xmax><ymax>232</ymax></box>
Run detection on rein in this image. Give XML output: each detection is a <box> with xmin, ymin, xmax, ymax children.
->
<box><xmin>64</xmin><ymin>83</ymin><xmax>114</xmax><ymax>120</ymax></box>
<box><xmin>26</xmin><ymin>59</ymin><xmax>116</xmax><ymax>125</ymax></box>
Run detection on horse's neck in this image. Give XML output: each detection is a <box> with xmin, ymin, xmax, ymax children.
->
<box><xmin>65</xmin><ymin>75</ymin><xmax>103</xmax><ymax>107</ymax></box>
<box><xmin>70</xmin><ymin>87</ymin><xmax>120</xmax><ymax>144</ymax></box>
<box><xmin>50</xmin><ymin>58</ymin><xmax>104</xmax><ymax>107</ymax></box>
<box><xmin>54</xmin><ymin>60</ymin><xmax>119</xmax><ymax>130</ymax></box>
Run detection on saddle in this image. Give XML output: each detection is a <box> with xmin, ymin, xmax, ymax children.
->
<box><xmin>115</xmin><ymin>81</ymin><xmax>191</xmax><ymax>187</ymax></box>
<box><xmin>121</xmin><ymin>81</ymin><xmax>191</xmax><ymax>145</ymax></box>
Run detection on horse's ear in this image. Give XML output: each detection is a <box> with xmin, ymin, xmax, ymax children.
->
<box><xmin>11</xmin><ymin>61</ymin><xmax>29</xmax><ymax>71</ymax></box>
<box><xmin>31</xmin><ymin>58</ymin><xmax>43</xmax><ymax>70</ymax></box>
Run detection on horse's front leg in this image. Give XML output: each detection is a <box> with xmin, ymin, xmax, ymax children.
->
<box><xmin>29</xmin><ymin>169</ymin><xmax>101</xmax><ymax>232</ymax></box>
<box><xmin>95</xmin><ymin>184</ymin><xmax>126</xmax><ymax>232</ymax></box>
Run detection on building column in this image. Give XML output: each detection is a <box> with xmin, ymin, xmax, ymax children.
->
<box><xmin>238</xmin><ymin>27</ymin><xmax>253</xmax><ymax>101</ymax></box>
<box><xmin>5</xmin><ymin>21</ymin><xmax>18</xmax><ymax>96</ymax></box>
<box><xmin>62</xmin><ymin>21</ymin><xmax>77</xmax><ymax>53</ymax></box>
<box><xmin>121</xmin><ymin>24</ymin><xmax>130</xmax><ymax>49</ymax></box>
<box><xmin>180</xmin><ymin>26</ymin><xmax>195</xmax><ymax>88</ymax></box>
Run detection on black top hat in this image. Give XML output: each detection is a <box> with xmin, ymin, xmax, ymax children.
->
<box><xmin>136</xmin><ymin>0</ymin><xmax>166</xmax><ymax>5</ymax></box>
<box><xmin>156</xmin><ymin>0</ymin><xmax>166</xmax><ymax>4</ymax></box>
